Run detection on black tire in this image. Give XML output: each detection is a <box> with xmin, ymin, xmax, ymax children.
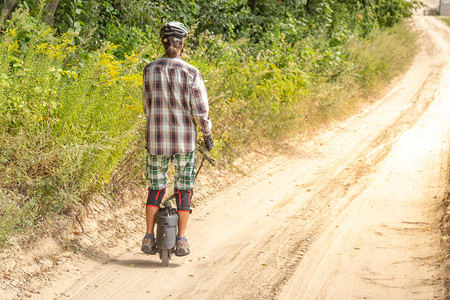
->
<box><xmin>161</xmin><ymin>249</ymin><xmax>170</xmax><ymax>267</ymax></box>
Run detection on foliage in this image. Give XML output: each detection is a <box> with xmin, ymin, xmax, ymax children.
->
<box><xmin>0</xmin><ymin>10</ymin><xmax>144</xmax><ymax>242</ymax></box>
<box><xmin>184</xmin><ymin>22</ymin><xmax>416</xmax><ymax>157</ymax></box>
<box><xmin>441</xmin><ymin>17</ymin><xmax>450</xmax><ymax>27</ymax></box>
<box><xmin>0</xmin><ymin>1</ymin><xmax>419</xmax><ymax>245</ymax></box>
<box><xmin>1</xmin><ymin>0</ymin><xmax>421</xmax><ymax>57</ymax></box>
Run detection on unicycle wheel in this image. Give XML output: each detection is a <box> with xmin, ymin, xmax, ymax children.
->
<box><xmin>160</xmin><ymin>249</ymin><xmax>170</xmax><ymax>266</ymax></box>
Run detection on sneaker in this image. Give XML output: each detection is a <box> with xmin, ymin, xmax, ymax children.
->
<box><xmin>175</xmin><ymin>239</ymin><xmax>190</xmax><ymax>256</ymax></box>
<box><xmin>141</xmin><ymin>236</ymin><xmax>157</xmax><ymax>254</ymax></box>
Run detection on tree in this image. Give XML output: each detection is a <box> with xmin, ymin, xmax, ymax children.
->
<box><xmin>44</xmin><ymin>0</ymin><xmax>60</xmax><ymax>25</ymax></box>
<box><xmin>1</xmin><ymin>0</ymin><xmax>19</xmax><ymax>25</ymax></box>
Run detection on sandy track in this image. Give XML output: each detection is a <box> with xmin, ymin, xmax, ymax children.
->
<box><xmin>31</xmin><ymin>13</ymin><xmax>450</xmax><ymax>300</ymax></box>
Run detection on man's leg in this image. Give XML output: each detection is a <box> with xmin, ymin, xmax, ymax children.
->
<box><xmin>174</xmin><ymin>188</ymin><xmax>192</xmax><ymax>256</ymax></box>
<box><xmin>142</xmin><ymin>154</ymin><xmax>169</xmax><ymax>254</ymax></box>
<box><xmin>177</xmin><ymin>211</ymin><xmax>189</xmax><ymax>237</ymax></box>
<box><xmin>145</xmin><ymin>206</ymin><xmax>159</xmax><ymax>234</ymax></box>
<box><xmin>173</xmin><ymin>151</ymin><xmax>196</xmax><ymax>256</ymax></box>
<box><xmin>145</xmin><ymin>188</ymin><xmax>166</xmax><ymax>234</ymax></box>
<box><xmin>174</xmin><ymin>188</ymin><xmax>193</xmax><ymax>236</ymax></box>
<box><xmin>142</xmin><ymin>202</ymin><xmax>160</xmax><ymax>254</ymax></box>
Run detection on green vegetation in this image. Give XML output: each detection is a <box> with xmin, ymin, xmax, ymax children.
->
<box><xmin>0</xmin><ymin>0</ymin><xmax>419</xmax><ymax>246</ymax></box>
<box><xmin>0</xmin><ymin>14</ymin><xmax>144</xmax><ymax>244</ymax></box>
<box><xmin>441</xmin><ymin>17</ymin><xmax>450</xmax><ymax>26</ymax></box>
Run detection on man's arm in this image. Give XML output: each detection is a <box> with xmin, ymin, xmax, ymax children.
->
<box><xmin>142</xmin><ymin>68</ymin><xmax>150</xmax><ymax>118</ymax></box>
<box><xmin>190</xmin><ymin>73</ymin><xmax>212</xmax><ymax>136</ymax></box>
<box><xmin>142</xmin><ymin>67</ymin><xmax>151</xmax><ymax>151</ymax></box>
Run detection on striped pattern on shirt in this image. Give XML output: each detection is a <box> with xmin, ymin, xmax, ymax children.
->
<box><xmin>142</xmin><ymin>57</ymin><xmax>212</xmax><ymax>155</ymax></box>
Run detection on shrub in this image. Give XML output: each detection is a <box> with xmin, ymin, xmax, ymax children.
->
<box><xmin>0</xmin><ymin>11</ymin><xmax>144</xmax><ymax>241</ymax></box>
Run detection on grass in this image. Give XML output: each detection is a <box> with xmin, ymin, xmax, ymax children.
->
<box><xmin>441</xmin><ymin>17</ymin><xmax>450</xmax><ymax>26</ymax></box>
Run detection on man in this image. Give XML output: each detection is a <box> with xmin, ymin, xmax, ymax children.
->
<box><xmin>141</xmin><ymin>21</ymin><xmax>213</xmax><ymax>256</ymax></box>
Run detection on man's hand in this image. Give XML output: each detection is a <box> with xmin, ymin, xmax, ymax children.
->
<box><xmin>204</xmin><ymin>134</ymin><xmax>213</xmax><ymax>151</ymax></box>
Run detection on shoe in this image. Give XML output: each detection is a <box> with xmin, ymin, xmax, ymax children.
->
<box><xmin>175</xmin><ymin>239</ymin><xmax>190</xmax><ymax>256</ymax></box>
<box><xmin>141</xmin><ymin>236</ymin><xmax>157</xmax><ymax>254</ymax></box>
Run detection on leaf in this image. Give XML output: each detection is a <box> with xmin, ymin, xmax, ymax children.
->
<box><xmin>65</xmin><ymin>13</ymin><xmax>73</xmax><ymax>23</ymax></box>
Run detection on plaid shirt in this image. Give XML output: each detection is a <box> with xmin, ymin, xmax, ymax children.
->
<box><xmin>142</xmin><ymin>57</ymin><xmax>212</xmax><ymax>155</ymax></box>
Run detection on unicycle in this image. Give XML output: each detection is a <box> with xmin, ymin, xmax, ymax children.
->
<box><xmin>154</xmin><ymin>141</ymin><xmax>215</xmax><ymax>266</ymax></box>
<box><xmin>155</xmin><ymin>200</ymin><xmax>178</xmax><ymax>267</ymax></box>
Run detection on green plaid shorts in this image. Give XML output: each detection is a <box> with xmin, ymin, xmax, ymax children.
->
<box><xmin>146</xmin><ymin>150</ymin><xmax>196</xmax><ymax>190</ymax></box>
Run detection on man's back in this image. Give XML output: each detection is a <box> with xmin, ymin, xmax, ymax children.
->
<box><xmin>142</xmin><ymin>57</ymin><xmax>210</xmax><ymax>155</ymax></box>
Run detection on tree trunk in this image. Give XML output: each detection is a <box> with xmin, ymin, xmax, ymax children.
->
<box><xmin>305</xmin><ymin>0</ymin><xmax>315</xmax><ymax>15</ymax></box>
<box><xmin>1</xmin><ymin>0</ymin><xmax>19</xmax><ymax>25</ymax></box>
<box><xmin>248</xmin><ymin>0</ymin><xmax>257</xmax><ymax>13</ymax></box>
<box><xmin>44</xmin><ymin>0</ymin><xmax>60</xmax><ymax>25</ymax></box>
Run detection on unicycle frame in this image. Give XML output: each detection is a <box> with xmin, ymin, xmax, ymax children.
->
<box><xmin>155</xmin><ymin>201</ymin><xmax>178</xmax><ymax>266</ymax></box>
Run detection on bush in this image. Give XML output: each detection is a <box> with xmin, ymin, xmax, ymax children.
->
<box><xmin>0</xmin><ymin>11</ymin><xmax>144</xmax><ymax>241</ymax></box>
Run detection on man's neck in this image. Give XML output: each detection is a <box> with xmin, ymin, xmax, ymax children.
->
<box><xmin>163</xmin><ymin>54</ymin><xmax>181</xmax><ymax>59</ymax></box>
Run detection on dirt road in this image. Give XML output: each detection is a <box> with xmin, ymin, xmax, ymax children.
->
<box><xmin>30</xmin><ymin>11</ymin><xmax>450</xmax><ymax>300</ymax></box>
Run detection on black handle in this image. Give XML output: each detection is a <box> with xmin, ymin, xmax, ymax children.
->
<box><xmin>197</xmin><ymin>140</ymin><xmax>216</xmax><ymax>166</ymax></box>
